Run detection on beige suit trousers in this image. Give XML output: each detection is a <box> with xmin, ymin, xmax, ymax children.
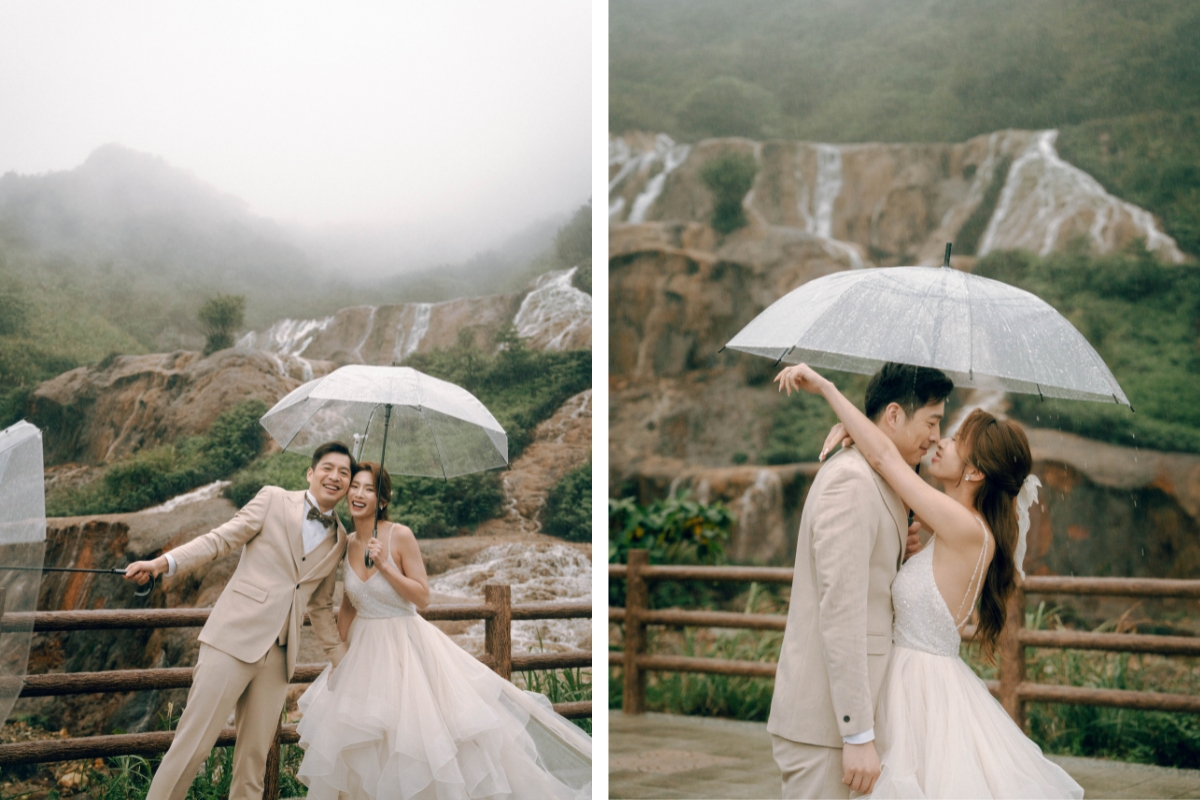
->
<box><xmin>773</xmin><ymin>734</ymin><xmax>851</xmax><ymax>800</ymax></box>
<box><xmin>147</xmin><ymin>643</ymin><xmax>289</xmax><ymax>800</ymax></box>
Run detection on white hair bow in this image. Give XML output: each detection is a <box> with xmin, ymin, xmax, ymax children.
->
<box><xmin>1014</xmin><ymin>474</ymin><xmax>1041</xmax><ymax>580</ymax></box>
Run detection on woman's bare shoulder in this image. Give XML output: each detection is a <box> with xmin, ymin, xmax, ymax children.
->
<box><xmin>385</xmin><ymin>521</ymin><xmax>416</xmax><ymax>543</ymax></box>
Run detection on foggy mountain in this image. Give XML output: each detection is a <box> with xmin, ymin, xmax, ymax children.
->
<box><xmin>0</xmin><ymin>145</ymin><xmax>582</xmax><ymax>351</ymax></box>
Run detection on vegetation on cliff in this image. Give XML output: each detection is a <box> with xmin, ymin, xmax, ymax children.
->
<box><xmin>1057</xmin><ymin>109</ymin><xmax>1200</xmax><ymax>257</ymax></box>
<box><xmin>542</xmin><ymin>462</ymin><xmax>592</xmax><ymax>542</ymax></box>
<box><xmin>700</xmin><ymin>152</ymin><xmax>758</xmax><ymax>235</ymax></box>
<box><xmin>46</xmin><ymin>400</ymin><xmax>267</xmax><ymax>516</ymax></box>
<box><xmin>975</xmin><ymin>248</ymin><xmax>1200</xmax><ymax>453</ymax></box>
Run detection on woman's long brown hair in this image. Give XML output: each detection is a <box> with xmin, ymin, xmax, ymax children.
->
<box><xmin>352</xmin><ymin>461</ymin><xmax>392</xmax><ymax>522</ymax></box>
<box><xmin>955</xmin><ymin>410</ymin><xmax>1032</xmax><ymax>661</ymax></box>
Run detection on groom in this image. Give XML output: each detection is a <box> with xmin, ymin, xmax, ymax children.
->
<box><xmin>768</xmin><ymin>363</ymin><xmax>952</xmax><ymax>798</ymax></box>
<box><xmin>124</xmin><ymin>441</ymin><xmax>354</xmax><ymax>800</ymax></box>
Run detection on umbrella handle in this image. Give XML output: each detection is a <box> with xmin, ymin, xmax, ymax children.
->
<box><xmin>133</xmin><ymin>573</ymin><xmax>156</xmax><ymax>599</ymax></box>
<box><xmin>365</xmin><ymin>520</ymin><xmax>377</xmax><ymax>569</ymax></box>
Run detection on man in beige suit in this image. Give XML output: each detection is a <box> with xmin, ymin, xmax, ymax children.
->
<box><xmin>768</xmin><ymin>364</ymin><xmax>952</xmax><ymax>798</ymax></box>
<box><xmin>125</xmin><ymin>441</ymin><xmax>353</xmax><ymax>800</ymax></box>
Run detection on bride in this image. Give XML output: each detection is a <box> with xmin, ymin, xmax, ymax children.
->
<box><xmin>294</xmin><ymin>461</ymin><xmax>591</xmax><ymax>799</ymax></box>
<box><xmin>776</xmin><ymin>364</ymin><xmax>1082</xmax><ymax>799</ymax></box>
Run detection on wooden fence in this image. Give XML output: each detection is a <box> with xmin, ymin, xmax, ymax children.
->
<box><xmin>0</xmin><ymin>584</ymin><xmax>591</xmax><ymax>799</ymax></box>
<box><xmin>610</xmin><ymin>549</ymin><xmax>1200</xmax><ymax>724</ymax></box>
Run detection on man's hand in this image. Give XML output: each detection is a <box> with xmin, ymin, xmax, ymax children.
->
<box><xmin>842</xmin><ymin>740</ymin><xmax>881</xmax><ymax>795</ymax></box>
<box><xmin>124</xmin><ymin>556</ymin><xmax>167</xmax><ymax>586</ymax></box>
<box><xmin>905</xmin><ymin>521</ymin><xmax>923</xmax><ymax>561</ymax></box>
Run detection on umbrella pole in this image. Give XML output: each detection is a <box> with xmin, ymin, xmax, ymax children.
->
<box><xmin>366</xmin><ymin>403</ymin><xmax>393</xmax><ymax>569</ymax></box>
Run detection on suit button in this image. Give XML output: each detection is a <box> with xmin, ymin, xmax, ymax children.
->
<box><xmin>296</xmin><ymin>584</ymin><xmax>300</xmax><ymax>589</ymax></box>
<box><xmin>302</xmin><ymin>556</ymin><xmax>306</xmax><ymax>561</ymax></box>
<box><xmin>843</xmin><ymin>715</ymin><xmax>850</xmax><ymax>722</ymax></box>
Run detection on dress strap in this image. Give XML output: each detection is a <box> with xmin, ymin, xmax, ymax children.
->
<box><xmin>952</xmin><ymin>517</ymin><xmax>989</xmax><ymax>628</ymax></box>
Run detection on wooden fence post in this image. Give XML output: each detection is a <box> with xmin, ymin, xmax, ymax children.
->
<box><xmin>999</xmin><ymin>583</ymin><xmax>1026</xmax><ymax>730</ymax></box>
<box><xmin>484</xmin><ymin>584</ymin><xmax>512</xmax><ymax>681</ymax></box>
<box><xmin>623</xmin><ymin>550</ymin><xmax>649</xmax><ymax>715</ymax></box>
<box><xmin>260</xmin><ymin>715</ymin><xmax>283</xmax><ymax>800</ymax></box>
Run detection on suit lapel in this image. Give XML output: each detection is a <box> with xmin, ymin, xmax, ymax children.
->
<box><xmin>286</xmin><ymin>491</ymin><xmax>306</xmax><ymax>573</ymax></box>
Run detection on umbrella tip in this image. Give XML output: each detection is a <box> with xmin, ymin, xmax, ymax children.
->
<box><xmin>943</xmin><ymin>242</ymin><xmax>952</xmax><ymax>268</ymax></box>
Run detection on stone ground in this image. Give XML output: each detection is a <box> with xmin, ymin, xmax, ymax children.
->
<box><xmin>609</xmin><ymin>712</ymin><xmax>1200</xmax><ymax>799</ymax></box>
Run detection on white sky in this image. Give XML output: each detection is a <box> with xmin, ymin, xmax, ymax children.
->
<box><xmin>0</xmin><ymin>1</ymin><xmax>591</xmax><ymax>265</ymax></box>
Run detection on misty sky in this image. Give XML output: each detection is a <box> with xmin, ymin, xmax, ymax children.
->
<box><xmin>0</xmin><ymin>1</ymin><xmax>590</xmax><ymax>268</ymax></box>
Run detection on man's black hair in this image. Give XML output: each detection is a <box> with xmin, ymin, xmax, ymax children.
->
<box><xmin>310</xmin><ymin>441</ymin><xmax>354</xmax><ymax>470</ymax></box>
<box><xmin>864</xmin><ymin>363</ymin><xmax>954</xmax><ymax>421</ymax></box>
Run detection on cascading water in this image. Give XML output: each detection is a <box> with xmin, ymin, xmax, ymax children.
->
<box><xmin>237</xmin><ymin>316</ymin><xmax>332</xmax><ymax>358</ymax></box>
<box><xmin>979</xmin><ymin>130</ymin><xmax>1185</xmax><ymax>263</ymax></box>
<box><xmin>798</xmin><ymin>143</ymin><xmax>864</xmax><ymax>269</ymax></box>
<box><xmin>427</xmin><ymin>542</ymin><xmax>591</xmax><ymax>657</ymax></box>
<box><xmin>513</xmin><ymin>267</ymin><xmax>591</xmax><ymax>351</ymax></box>
<box><xmin>392</xmin><ymin>303</ymin><xmax>432</xmax><ymax>363</ymax></box>
<box><xmin>609</xmin><ymin>134</ymin><xmax>692</xmax><ymax>223</ymax></box>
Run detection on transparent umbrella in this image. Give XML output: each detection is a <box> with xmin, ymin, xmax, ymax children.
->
<box><xmin>260</xmin><ymin>365</ymin><xmax>508</xmax><ymax>565</ymax></box>
<box><xmin>0</xmin><ymin>421</ymin><xmax>47</xmax><ymax>725</ymax></box>
<box><xmin>725</xmin><ymin>249</ymin><xmax>1129</xmax><ymax>406</ymax></box>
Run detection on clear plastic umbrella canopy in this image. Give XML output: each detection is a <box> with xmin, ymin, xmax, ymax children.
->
<box><xmin>725</xmin><ymin>265</ymin><xmax>1129</xmax><ymax>405</ymax></box>
<box><xmin>260</xmin><ymin>365</ymin><xmax>508</xmax><ymax>477</ymax></box>
<box><xmin>0</xmin><ymin>421</ymin><xmax>47</xmax><ymax>725</ymax></box>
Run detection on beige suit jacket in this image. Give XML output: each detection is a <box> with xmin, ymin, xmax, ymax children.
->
<box><xmin>767</xmin><ymin>446</ymin><xmax>907</xmax><ymax>748</ymax></box>
<box><xmin>167</xmin><ymin>486</ymin><xmax>347</xmax><ymax>679</ymax></box>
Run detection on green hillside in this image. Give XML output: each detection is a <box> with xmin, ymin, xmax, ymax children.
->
<box><xmin>611</xmin><ymin>0</ymin><xmax>1200</xmax><ymax>144</ymax></box>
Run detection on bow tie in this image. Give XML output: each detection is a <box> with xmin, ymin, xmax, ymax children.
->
<box><xmin>306</xmin><ymin>506</ymin><xmax>336</xmax><ymax>530</ymax></box>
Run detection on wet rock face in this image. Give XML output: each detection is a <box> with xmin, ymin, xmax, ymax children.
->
<box><xmin>476</xmin><ymin>390</ymin><xmax>591</xmax><ymax>537</ymax></box>
<box><xmin>238</xmin><ymin>267</ymin><xmax>592</xmax><ymax>365</ymax></box>
<box><xmin>610</xmin><ymin>130</ymin><xmax>1185</xmax><ymax>266</ymax></box>
<box><xmin>27</xmin><ymin>348</ymin><xmax>334</xmax><ymax>467</ymax></box>
<box><xmin>609</xmin><ymin>223</ymin><xmax>846</xmax><ymax>379</ymax></box>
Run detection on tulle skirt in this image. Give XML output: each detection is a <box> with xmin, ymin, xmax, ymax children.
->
<box><xmin>295</xmin><ymin>614</ymin><xmax>591</xmax><ymax>800</ymax></box>
<box><xmin>870</xmin><ymin>646</ymin><xmax>1082</xmax><ymax>799</ymax></box>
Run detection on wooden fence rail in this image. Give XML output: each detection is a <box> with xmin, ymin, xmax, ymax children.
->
<box><xmin>610</xmin><ymin>549</ymin><xmax>1200</xmax><ymax>723</ymax></box>
<box><xmin>0</xmin><ymin>584</ymin><xmax>592</xmax><ymax>798</ymax></box>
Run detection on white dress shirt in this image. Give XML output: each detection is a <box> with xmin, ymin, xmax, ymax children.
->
<box><xmin>164</xmin><ymin>490</ymin><xmax>335</xmax><ymax>576</ymax></box>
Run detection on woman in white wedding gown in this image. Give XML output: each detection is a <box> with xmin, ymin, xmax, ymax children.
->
<box><xmin>777</xmin><ymin>364</ymin><xmax>1082</xmax><ymax>799</ymax></box>
<box><xmin>295</xmin><ymin>462</ymin><xmax>591</xmax><ymax>800</ymax></box>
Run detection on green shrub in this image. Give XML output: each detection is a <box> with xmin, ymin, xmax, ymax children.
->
<box><xmin>198</xmin><ymin>293</ymin><xmax>246</xmax><ymax>355</ymax></box>
<box><xmin>541</xmin><ymin>462</ymin><xmax>591</xmax><ymax>542</ymax></box>
<box><xmin>47</xmin><ymin>400</ymin><xmax>267</xmax><ymax>516</ymax></box>
<box><xmin>609</xmin><ymin>494</ymin><xmax>735</xmax><ymax>608</ymax></box>
<box><xmin>700</xmin><ymin>151</ymin><xmax>758</xmax><ymax>235</ymax></box>
<box><xmin>762</xmin><ymin>370</ymin><xmax>868</xmax><ymax>465</ymax></box>
<box><xmin>224</xmin><ymin>450</ymin><xmax>311</xmax><ymax>508</ymax></box>
<box><xmin>391</xmin><ymin>472</ymin><xmax>504</xmax><ymax>539</ymax></box>
<box><xmin>571</xmin><ymin>261</ymin><xmax>592</xmax><ymax>295</ymax></box>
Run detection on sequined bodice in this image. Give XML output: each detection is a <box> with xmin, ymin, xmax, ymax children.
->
<box><xmin>891</xmin><ymin>537</ymin><xmax>966</xmax><ymax>657</ymax></box>
<box><xmin>343</xmin><ymin>539</ymin><xmax>418</xmax><ymax>619</ymax></box>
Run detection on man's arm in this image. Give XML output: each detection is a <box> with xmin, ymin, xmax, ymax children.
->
<box><xmin>124</xmin><ymin>487</ymin><xmax>273</xmax><ymax>586</ymax></box>
<box><xmin>308</xmin><ymin>566</ymin><xmax>347</xmax><ymax>666</ymax></box>
<box><xmin>811</xmin><ymin>460</ymin><xmax>877</xmax><ymax>738</ymax></box>
<box><xmin>810</xmin><ymin>459</ymin><xmax>885</xmax><ymax>793</ymax></box>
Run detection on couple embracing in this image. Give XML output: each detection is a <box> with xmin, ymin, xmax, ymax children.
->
<box><xmin>768</xmin><ymin>363</ymin><xmax>1082</xmax><ymax>799</ymax></box>
<box><xmin>125</xmin><ymin>441</ymin><xmax>590</xmax><ymax>800</ymax></box>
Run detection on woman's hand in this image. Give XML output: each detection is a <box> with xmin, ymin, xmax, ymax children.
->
<box><xmin>774</xmin><ymin>363</ymin><xmax>829</xmax><ymax>396</ymax></box>
<box><xmin>819</xmin><ymin>423</ymin><xmax>852</xmax><ymax>462</ymax></box>
<box><xmin>366</xmin><ymin>537</ymin><xmax>385</xmax><ymax>566</ymax></box>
